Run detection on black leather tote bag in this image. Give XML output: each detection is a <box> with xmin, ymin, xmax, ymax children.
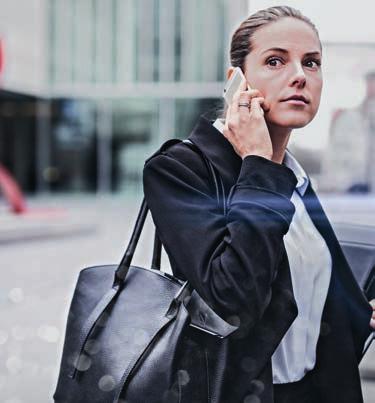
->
<box><xmin>53</xmin><ymin>139</ymin><xmax>238</xmax><ymax>403</ymax></box>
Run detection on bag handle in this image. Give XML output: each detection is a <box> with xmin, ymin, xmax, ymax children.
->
<box><xmin>151</xmin><ymin>229</ymin><xmax>162</xmax><ymax>270</ymax></box>
<box><xmin>115</xmin><ymin>139</ymin><xmax>225</xmax><ymax>283</ymax></box>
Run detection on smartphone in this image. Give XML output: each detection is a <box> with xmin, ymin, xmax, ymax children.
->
<box><xmin>223</xmin><ymin>67</ymin><xmax>249</xmax><ymax>106</ymax></box>
<box><xmin>213</xmin><ymin>67</ymin><xmax>250</xmax><ymax>134</ymax></box>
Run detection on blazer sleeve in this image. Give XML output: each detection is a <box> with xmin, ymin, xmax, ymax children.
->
<box><xmin>143</xmin><ymin>151</ymin><xmax>298</xmax><ymax>328</ymax></box>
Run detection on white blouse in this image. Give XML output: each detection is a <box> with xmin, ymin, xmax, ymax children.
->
<box><xmin>271</xmin><ymin>150</ymin><xmax>332</xmax><ymax>384</ymax></box>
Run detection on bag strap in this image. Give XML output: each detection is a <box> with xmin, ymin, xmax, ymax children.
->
<box><xmin>183</xmin><ymin>139</ymin><xmax>226</xmax><ymax>215</ymax></box>
<box><xmin>115</xmin><ymin>138</ymin><xmax>225</xmax><ymax>282</ymax></box>
<box><xmin>149</xmin><ymin>139</ymin><xmax>226</xmax><ymax>271</ymax></box>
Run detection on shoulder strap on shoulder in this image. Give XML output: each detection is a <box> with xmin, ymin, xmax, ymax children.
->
<box><xmin>143</xmin><ymin>137</ymin><xmax>225</xmax><ymax>277</ymax></box>
<box><xmin>144</xmin><ymin>137</ymin><xmax>225</xmax><ymax>215</ymax></box>
<box><xmin>182</xmin><ymin>139</ymin><xmax>226</xmax><ymax>216</ymax></box>
<box><xmin>144</xmin><ymin>139</ymin><xmax>182</xmax><ymax>164</ymax></box>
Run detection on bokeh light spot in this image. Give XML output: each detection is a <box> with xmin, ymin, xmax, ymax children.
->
<box><xmin>0</xmin><ymin>330</ymin><xmax>9</xmax><ymax>345</ymax></box>
<box><xmin>177</xmin><ymin>369</ymin><xmax>190</xmax><ymax>386</ymax></box>
<box><xmin>75</xmin><ymin>354</ymin><xmax>92</xmax><ymax>372</ymax></box>
<box><xmin>6</xmin><ymin>356</ymin><xmax>23</xmax><ymax>374</ymax></box>
<box><xmin>84</xmin><ymin>339</ymin><xmax>101</xmax><ymax>355</ymax></box>
<box><xmin>8</xmin><ymin>288</ymin><xmax>24</xmax><ymax>304</ymax></box>
<box><xmin>98</xmin><ymin>374</ymin><xmax>116</xmax><ymax>392</ymax></box>
<box><xmin>37</xmin><ymin>325</ymin><xmax>60</xmax><ymax>343</ymax></box>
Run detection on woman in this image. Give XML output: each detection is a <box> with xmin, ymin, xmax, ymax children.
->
<box><xmin>143</xmin><ymin>6</ymin><xmax>375</xmax><ymax>403</ymax></box>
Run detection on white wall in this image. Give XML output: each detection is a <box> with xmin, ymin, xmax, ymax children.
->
<box><xmin>0</xmin><ymin>0</ymin><xmax>49</xmax><ymax>95</ymax></box>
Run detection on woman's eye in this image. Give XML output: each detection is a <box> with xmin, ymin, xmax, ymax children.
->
<box><xmin>267</xmin><ymin>57</ymin><xmax>282</xmax><ymax>67</ymax></box>
<box><xmin>305</xmin><ymin>59</ymin><xmax>321</xmax><ymax>68</ymax></box>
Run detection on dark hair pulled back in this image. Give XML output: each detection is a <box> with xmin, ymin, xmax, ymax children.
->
<box><xmin>208</xmin><ymin>5</ymin><xmax>321</xmax><ymax>120</ymax></box>
<box><xmin>230</xmin><ymin>5</ymin><xmax>321</xmax><ymax>72</ymax></box>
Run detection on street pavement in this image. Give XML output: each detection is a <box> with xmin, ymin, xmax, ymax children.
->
<box><xmin>1</xmin><ymin>192</ymin><xmax>374</xmax><ymax>403</ymax></box>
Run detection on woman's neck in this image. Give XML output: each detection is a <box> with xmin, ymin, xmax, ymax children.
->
<box><xmin>267</xmin><ymin>123</ymin><xmax>292</xmax><ymax>165</ymax></box>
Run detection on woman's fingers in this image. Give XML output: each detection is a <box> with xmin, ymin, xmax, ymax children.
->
<box><xmin>231</xmin><ymin>78</ymin><xmax>248</xmax><ymax>116</ymax></box>
<box><xmin>232</xmin><ymin>84</ymin><xmax>262</xmax><ymax>122</ymax></box>
<box><xmin>250</xmin><ymin>97</ymin><xmax>266</xmax><ymax>117</ymax></box>
<box><xmin>238</xmin><ymin>92</ymin><xmax>252</xmax><ymax>120</ymax></box>
<box><xmin>370</xmin><ymin>299</ymin><xmax>375</xmax><ymax>316</ymax></box>
<box><xmin>369</xmin><ymin>299</ymin><xmax>375</xmax><ymax>330</ymax></box>
<box><xmin>231</xmin><ymin>79</ymin><xmax>263</xmax><ymax>113</ymax></box>
<box><xmin>222</xmin><ymin>76</ymin><xmax>273</xmax><ymax>160</ymax></box>
<box><xmin>224</xmin><ymin>78</ymin><xmax>246</xmax><ymax>132</ymax></box>
<box><xmin>252</xmin><ymin>97</ymin><xmax>271</xmax><ymax>114</ymax></box>
<box><xmin>259</xmin><ymin>97</ymin><xmax>271</xmax><ymax>113</ymax></box>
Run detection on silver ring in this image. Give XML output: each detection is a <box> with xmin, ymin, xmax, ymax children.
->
<box><xmin>238</xmin><ymin>102</ymin><xmax>250</xmax><ymax>108</ymax></box>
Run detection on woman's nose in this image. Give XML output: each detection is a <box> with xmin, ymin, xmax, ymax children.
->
<box><xmin>289</xmin><ymin>63</ymin><xmax>306</xmax><ymax>88</ymax></box>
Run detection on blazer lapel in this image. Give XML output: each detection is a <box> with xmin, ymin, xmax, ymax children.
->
<box><xmin>302</xmin><ymin>183</ymin><xmax>371</xmax><ymax>312</ymax></box>
<box><xmin>302</xmin><ymin>183</ymin><xmax>373</xmax><ymax>361</ymax></box>
<box><xmin>298</xmin><ymin>183</ymin><xmax>373</xmax><ymax>401</ymax></box>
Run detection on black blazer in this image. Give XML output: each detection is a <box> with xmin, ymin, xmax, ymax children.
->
<box><xmin>143</xmin><ymin>115</ymin><xmax>373</xmax><ymax>403</ymax></box>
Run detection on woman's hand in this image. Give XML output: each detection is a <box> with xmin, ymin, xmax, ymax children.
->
<box><xmin>370</xmin><ymin>299</ymin><xmax>375</xmax><ymax>330</ymax></box>
<box><xmin>223</xmin><ymin>78</ymin><xmax>273</xmax><ymax>160</ymax></box>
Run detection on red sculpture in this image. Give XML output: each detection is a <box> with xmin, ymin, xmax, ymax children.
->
<box><xmin>0</xmin><ymin>38</ymin><xmax>28</xmax><ymax>214</ymax></box>
<box><xmin>0</xmin><ymin>163</ymin><xmax>27</xmax><ymax>214</ymax></box>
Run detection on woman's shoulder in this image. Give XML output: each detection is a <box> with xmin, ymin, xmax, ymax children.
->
<box><xmin>143</xmin><ymin>139</ymin><xmax>216</xmax><ymax>202</ymax></box>
<box><xmin>144</xmin><ymin>139</ymin><xmax>210</xmax><ymax>181</ymax></box>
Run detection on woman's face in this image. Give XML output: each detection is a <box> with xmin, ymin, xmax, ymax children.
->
<box><xmin>240</xmin><ymin>17</ymin><xmax>323</xmax><ymax>129</ymax></box>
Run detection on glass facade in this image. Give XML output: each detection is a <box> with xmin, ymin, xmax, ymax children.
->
<box><xmin>49</xmin><ymin>99</ymin><xmax>97</xmax><ymax>192</ymax></box>
<box><xmin>112</xmin><ymin>98</ymin><xmax>159</xmax><ymax>193</ymax></box>
<box><xmin>43</xmin><ymin>0</ymin><xmax>248</xmax><ymax>193</ymax></box>
<box><xmin>49</xmin><ymin>0</ymin><xmax>235</xmax><ymax>86</ymax></box>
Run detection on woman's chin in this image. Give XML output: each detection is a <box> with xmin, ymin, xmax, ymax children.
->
<box><xmin>267</xmin><ymin>114</ymin><xmax>313</xmax><ymax>129</ymax></box>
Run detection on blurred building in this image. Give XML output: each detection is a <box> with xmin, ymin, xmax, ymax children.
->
<box><xmin>0</xmin><ymin>0</ymin><xmax>249</xmax><ymax>195</ymax></box>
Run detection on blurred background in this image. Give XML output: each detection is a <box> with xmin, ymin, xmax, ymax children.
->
<box><xmin>0</xmin><ymin>0</ymin><xmax>375</xmax><ymax>402</ymax></box>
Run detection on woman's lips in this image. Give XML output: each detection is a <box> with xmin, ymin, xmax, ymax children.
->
<box><xmin>282</xmin><ymin>99</ymin><xmax>307</xmax><ymax>106</ymax></box>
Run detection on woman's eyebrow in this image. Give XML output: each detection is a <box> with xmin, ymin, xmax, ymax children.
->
<box><xmin>261</xmin><ymin>47</ymin><xmax>321</xmax><ymax>57</ymax></box>
<box><xmin>261</xmin><ymin>47</ymin><xmax>289</xmax><ymax>55</ymax></box>
<box><xmin>305</xmin><ymin>51</ymin><xmax>321</xmax><ymax>57</ymax></box>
